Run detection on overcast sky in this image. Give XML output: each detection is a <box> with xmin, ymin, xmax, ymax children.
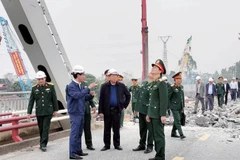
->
<box><xmin>0</xmin><ymin>0</ymin><xmax>240</xmax><ymax>79</ymax></box>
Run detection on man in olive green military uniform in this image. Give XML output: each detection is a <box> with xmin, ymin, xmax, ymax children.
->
<box><xmin>27</xmin><ymin>71</ymin><xmax>58</xmax><ymax>152</ymax></box>
<box><xmin>168</xmin><ymin>72</ymin><xmax>186</xmax><ymax>139</ymax></box>
<box><xmin>216</xmin><ymin>76</ymin><xmax>225</xmax><ymax>107</ymax></box>
<box><xmin>82</xmin><ymin>82</ymin><xmax>96</xmax><ymax>150</ymax></box>
<box><xmin>129</xmin><ymin>78</ymin><xmax>140</xmax><ymax>123</ymax></box>
<box><xmin>133</xmin><ymin>73</ymin><xmax>154</xmax><ymax>154</ymax></box>
<box><xmin>146</xmin><ymin>59</ymin><xmax>168</xmax><ymax>160</ymax></box>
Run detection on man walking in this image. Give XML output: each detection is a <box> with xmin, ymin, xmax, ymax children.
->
<box><xmin>146</xmin><ymin>59</ymin><xmax>168</xmax><ymax>160</ymax></box>
<box><xmin>66</xmin><ymin>65</ymin><xmax>97</xmax><ymax>159</ymax></box>
<box><xmin>216</xmin><ymin>76</ymin><xmax>225</xmax><ymax>107</ymax></box>
<box><xmin>129</xmin><ymin>78</ymin><xmax>140</xmax><ymax>123</ymax></box>
<box><xmin>237</xmin><ymin>78</ymin><xmax>240</xmax><ymax>98</ymax></box>
<box><xmin>223</xmin><ymin>78</ymin><xmax>230</xmax><ymax>105</ymax></box>
<box><xmin>168</xmin><ymin>72</ymin><xmax>185</xmax><ymax>139</ymax></box>
<box><xmin>27</xmin><ymin>71</ymin><xmax>58</xmax><ymax>152</ymax></box>
<box><xmin>98</xmin><ymin>69</ymin><xmax>131</xmax><ymax>151</ymax></box>
<box><xmin>193</xmin><ymin>76</ymin><xmax>205</xmax><ymax>114</ymax></box>
<box><xmin>133</xmin><ymin>73</ymin><xmax>154</xmax><ymax>154</ymax></box>
<box><xmin>230</xmin><ymin>77</ymin><xmax>238</xmax><ymax>101</ymax></box>
<box><xmin>205</xmin><ymin>78</ymin><xmax>216</xmax><ymax>111</ymax></box>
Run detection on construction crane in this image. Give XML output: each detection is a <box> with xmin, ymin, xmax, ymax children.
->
<box><xmin>0</xmin><ymin>16</ymin><xmax>32</xmax><ymax>92</ymax></box>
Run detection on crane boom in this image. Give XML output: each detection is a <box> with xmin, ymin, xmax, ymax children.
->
<box><xmin>0</xmin><ymin>17</ymin><xmax>32</xmax><ymax>92</ymax></box>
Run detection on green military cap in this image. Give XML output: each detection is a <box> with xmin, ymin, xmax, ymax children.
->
<box><xmin>172</xmin><ymin>72</ymin><xmax>182</xmax><ymax>79</ymax></box>
<box><xmin>151</xmin><ymin>59</ymin><xmax>166</xmax><ymax>74</ymax></box>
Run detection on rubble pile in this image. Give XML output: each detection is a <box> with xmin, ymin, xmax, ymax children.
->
<box><xmin>184</xmin><ymin>100</ymin><xmax>240</xmax><ymax>129</ymax></box>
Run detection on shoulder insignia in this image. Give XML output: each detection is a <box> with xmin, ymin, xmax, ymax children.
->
<box><xmin>171</xmin><ymin>84</ymin><xmax>175</xmax><ymax>87</ymax></box>
<box><xmin>32</xmin><ymin>84</ymin><xmax>38</xmax><ymax>87</ymax></box>
<box><xmin>47</xmin><ymin>82</ymin><xmax>54</xmax><ymax>85</ymax></box>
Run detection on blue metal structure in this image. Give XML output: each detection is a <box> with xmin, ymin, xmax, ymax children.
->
<box><xmin>0</xmin><ymin>16</ymin><xmax>32</xmax><ymax>92</ymax></box>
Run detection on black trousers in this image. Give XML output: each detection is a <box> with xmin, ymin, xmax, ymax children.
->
<box><xmin>84</xmin><ymin>113</ymin><xmax>92</xmax><ymax>147</ymax></box>
<box><xmin>36</xmin><ymin>115</ymin><xmax>52</xmax><ymax>148</ymax></box>
<box><xmin>225</xmin><ymin>93</ymin><xmax>228</xmax><ymax>105</ymax></box>
<box><xmin>103</xmin><ymin>108</ymin><xmax>121</xmax><ymax>147</ymax></box>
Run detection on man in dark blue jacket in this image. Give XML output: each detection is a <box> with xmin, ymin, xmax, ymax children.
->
<box><xmin>66</xmin><ymin>65</ymin><xmax>97</xmax><ymax>159</ymax></box>
<box><xmin>98</xmin><ymin>68</ymin><xmax>131</xmax><ymax>151</ymax></box>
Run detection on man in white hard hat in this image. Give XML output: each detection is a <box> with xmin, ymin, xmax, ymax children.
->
<box><xmin>66</xmin><ymin>65</ymin><xmax>97</xmax><ymax>159</ymax></box>
<box><xmin>193</xmin><ymin>76</ymin><xmax>205</xmax><ymax>114</ymax></box>
<box><xmin>223</xmin><ymin>78</ymin><xmax>230</xmax><ymax>105</ymax></box>
<box><xmin>205</xmin><ymin>78</ymin><xmax>216</xmax><ymax>111</ymax></box>
<box><xmin>230</xmin><ymin>77</ymin><xmax>238</xmax><ymax>101</ymax></box>
<box><xmin>27</xmin><ymin>71</ymin><xmax>58</xmax><ymax>152</ymax></box>
<box><xmin>98</xmin><ymin>68</ymin><xmax>131</xmax><ymax>151</ymax></box>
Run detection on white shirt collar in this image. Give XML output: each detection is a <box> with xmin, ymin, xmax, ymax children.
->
<box><xmin>73</xmin><ymin>79</ymin><xmax>81</xmax><ymax>85</ymax></box>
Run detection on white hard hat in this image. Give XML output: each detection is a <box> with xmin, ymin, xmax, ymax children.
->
<box><xmin>35</xmin><ymin>71</ymin><xmax>46</xmax><ymax>79</ymax></box>
<box><xmin>196</xmin><ymin>76</ymin><xmax>201</xmax><ymax>80</ymax></box>
<box><xmin>224</xmin><ymin>78</ymin><xmax>227</xmax><ymax>81</ymax></box>
<box><xmin>72</xmin><ymin>65</ymin><xmax>85</xmax><ymax>74</ymax></box>
<box><xmin>107</xmin><ymin>68</ymin><xmax>118</xmax><ymax>75</ymax></box>
<box><xmin>162</xmin><ymin>76</ymin><xmax>167</xmax><ymax>81</ymax></box>
<box><xmin>209</xmin><ymin>77</ymin><xmax>213</xmax><ymax>82</ymax></box>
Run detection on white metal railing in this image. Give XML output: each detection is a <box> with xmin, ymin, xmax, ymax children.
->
<box><xmin>0</xmin><ymin>92</ymin><xmax>31</xmax><ymax>118</ymax></box>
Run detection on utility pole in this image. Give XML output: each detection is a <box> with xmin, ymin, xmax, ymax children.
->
<box><xmin>159</xmin><ymin>36</ymin><xmax>171</xmax><ymax>74</ymax></box>
<box><xmin>141</xmin><ymin>0</ymin><xmax>149</xmax><ymax>81</ymax></box>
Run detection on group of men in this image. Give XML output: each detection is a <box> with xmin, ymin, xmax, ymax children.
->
<box><xmin>193</xmin><ymin>76</ymin><xmax>240</xmax><ymax>114</ymax></box>
<box><xmin>27</xmin><ymin>58</ymin><xmax>187</xmax><ymax>160</ymax></box>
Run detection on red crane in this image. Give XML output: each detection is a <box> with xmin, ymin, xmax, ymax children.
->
<box><xmin>141</xmin><ymin>0</ymin><xmax>149</xmax><ymax>81</ymax></box>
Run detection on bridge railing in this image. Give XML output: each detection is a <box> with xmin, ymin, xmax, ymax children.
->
<box><xmin>0</xmin><ymin>91</ymin><xmax>33</xmax><ymax>118</ymax></box>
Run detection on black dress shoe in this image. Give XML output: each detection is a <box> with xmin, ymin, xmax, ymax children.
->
<box><xmin>132</xmin><ymin>145</ymin><xmax>145</xmax><ymax>151</ymax></box>
<box><xmin>87</xmin><ymin>146</ymin><xmax>95</xmax><ymax>150</ymax></box>
<box><xmin>41</xmin><ymin>147</ymin><xmax>47</xmax><ymax>152</ymax></box>
<box><xmin>149</xmin><ymin>158</ymin><xmax>157</xmax><ymax>160</ymax></box>
<box><xmin>69</xmin><ymin>155</ymin><xmax>83</xmax><ymax>159</ymax></box>
<box><xmin>77</xmin><ymin>152</ymin><xmax>88</xmax><ymax>156</ymax></box>
<box><xmin>171</xmin><ymin>134</ymin><xmax>180</xmax><ymax>138</ymax></box>
<box><xmin>180</xmin><ymin>135</ymin><xmax>186</xmax><ymax>139</ymax></box>
<box><xmin>101</xmin><ymin>146</ymin><xmax>110</xmax><ymax>151</ymax></box>
<box><xmin>115</xmin><ymin>146</ymin><xmax>123</xmax><ymax>150</ymax></box>
<box><xmin>144</xmin><ymin>148</ymin><xmax>153</xmax><ymax>154</ymax></box>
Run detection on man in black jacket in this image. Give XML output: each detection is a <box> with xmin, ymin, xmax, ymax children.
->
<box><xmin>98</xmin><ymin>68</ymin><xmax>131</xmax><ymax>151</ymax></box>
<box><xmin>224</xmin><ymin>78</ymin><xmax>231</xmax><ymax>105</ymax></box>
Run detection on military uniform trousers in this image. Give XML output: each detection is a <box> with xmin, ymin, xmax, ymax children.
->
<box><xmin>150</xmin><ymin>118</ymin><xmax>165</xmax><ymax>160</ymax></box>
<box><xmin>84</xmin><ymin>112</ymin><xmax>93</xmax><ymax>148</ymax></box>
<box><xmin>132</xmin><ymin>103</ymin><xmax>138</xmax><ymax>119</ymax></box>
<box><xmin>104</xmin><ymin>107</ymin><xmax>121</xmax><ymax>147</ymax></box>
<box><xmin>171</xmin><ymin>110</ymin><xmax>183</xmax><ymax>136</ymax></box>
<box><xmin>138</xmin><ymin>113</ymin><xmax>153</xmax><ymax>148</ymax></box>
<box><xmin>69</xmin><ymin>114</ymin><xmax>84</xmax><ymax>157</ymax></box>
<box><xmin>217</xmin><ymin>94</ymin><xmax>224</xmax><ymax>107</ymax></box>
<box><xmin>36</xmin><ymin>115</ymin><xmax>52</xmax><ymax>148</ymax></box>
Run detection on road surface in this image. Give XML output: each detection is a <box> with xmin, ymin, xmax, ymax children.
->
<box><xmin>0</xmin><ymin>122</ymin><xmax>239</xmax><ymax>160</ymax></box>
